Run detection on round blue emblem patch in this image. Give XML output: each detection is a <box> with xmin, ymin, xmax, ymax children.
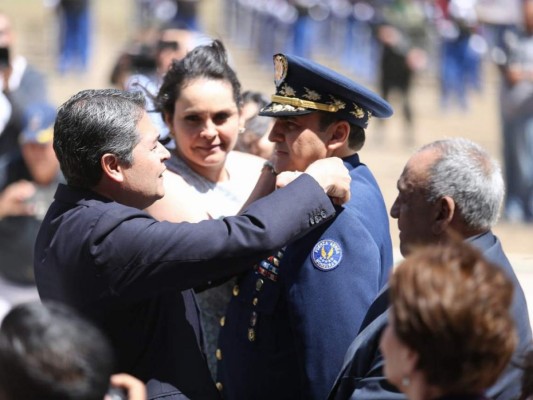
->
<box><xmin>311</xmin><ymin>239</ymin><xmax>342</xmax><ymax>271</ymax></box>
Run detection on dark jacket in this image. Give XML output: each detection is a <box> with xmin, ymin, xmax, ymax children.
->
<box><xmin>328</xmin><ymin>230</ymin><xmax>533</xmax><ymax>400</ymax></box>
<box><xmin>34</xmin><ymin>175</ymin><xmax>336</xmax><ymax>400</ymax></box>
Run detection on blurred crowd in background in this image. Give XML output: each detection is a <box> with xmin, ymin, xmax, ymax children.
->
<box><xmin>113</xmin><ymin>0</ymin><xmax>533</xmax><ymax>222</ymax></box>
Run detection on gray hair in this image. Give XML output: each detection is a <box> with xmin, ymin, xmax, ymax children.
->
<box><xmin>53</xmin><ymin>89</ymin><xmax>146</xmax><ymax>188</ymax></box>
<box><xmin>419</xmin><ymin>138</ymin><xmax>504</xmax><ymax>230</ymax></box>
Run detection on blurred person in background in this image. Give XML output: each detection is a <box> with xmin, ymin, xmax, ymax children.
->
<box><xmin>146</xmin><ymin>40</ymin><xmax>266</xmax><ymax>377</ymax></box>
<box><xmin>172</xmin><ymin>0</ymin><xmax>201</xmax><ymax>31</ymax></box>
<box><xmin>0</xmin><ymin>102</ymin><xmax>62</xmax><ymax>287</ymax></box>
<box><xmin>109</xmin><ymin>40</ymin><xmax>157</xmax><ymax>91</ymax></box>
<box><xmin>0</xmin><ymin>11</ymin><xmax>55</xmax><ymax>315</ymax></box>
<box><xmin>329</xmin><ymin>138</ymin><xmax>532</xmax><ymax>400</ymax></box>
<box><xmin>234</xmin><ymin>90</ymin><xmax>274</xmax><ymax>159</ymax></box>
<box><xmin>0</xmin><ymin>10</ymin><xmax>49</xmax><ymax>204</ymax></box>
<box><xmin>374</xmin><ymin>0</ymin><xmax>428</xmax><ymax>147</ymax></box>
<box><xmin>496</xmin><ymin>0</ymin><xmax>533</xmax><ymax>222</ymax></box>
<box><xmin>475</xmin><ymin>0</ymin><xmax>522</xmax><ymax>56</ymax></box>
<box><xmin>126</xmin><ymin>23</ymin><xmax>212</xmax><ymax>149</ymax></box>
<box><xmin>435</xmin><ymin>0</ymin><xmax>485</xmax><ymax>111</ymax></box>
<box><xmin>0</xmin><ymin>11</ymin><xmax>48</xmax><ymax>105</ymax></box>
<box><xmin>381</xmin><ymin>241</ymin><xmax>517</xmax><ymax>400</ymax></box>
<box><xmin>0</xmin><ymin>301</ymin><xmax>146</xmax><ymax>400</ymax></box>
<box><xmin>55</xmin><ymin>0</ymin><xmax>92</xmax><ymax>74</ymax></box>
<box><xmin>0</xmin><ymin>10</ymin><xmax>51</xmax><ymax>222</ymax></box>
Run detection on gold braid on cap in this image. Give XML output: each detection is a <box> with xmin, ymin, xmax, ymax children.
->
<box><xmin>271</xmin><ymin>95</ymin><xmax>340</xmax><ymax>113</ymax></box>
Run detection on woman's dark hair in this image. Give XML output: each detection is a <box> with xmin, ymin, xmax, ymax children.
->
<box><xmin>156</xmin><ymin>39</ymin><xmax>241</xmax><ymax>121</ymax></box>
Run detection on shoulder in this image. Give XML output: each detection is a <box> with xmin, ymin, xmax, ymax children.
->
<box><xmin>227</xmin><ymin>151</ymin><xmax>265</xmax><ymax>169</ymax></box>
<box><xmin>226</xmin><ymin>151</ymin><xmax>264</xmax><ymax>182</ymax></box>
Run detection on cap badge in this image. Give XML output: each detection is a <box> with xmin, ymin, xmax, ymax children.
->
<box><xmin>279</xmin><ymin>83</ymin><xmax>296</xmax><ymax>97</ymax></box>
<box><xmin>329</xmin><ymin>96</ymin><xmax>346</xmax><ymax>111</ymax></box>
<box><xmin>311</xmin><ymin>239</ymin><xmax>342</xmax><ymax>271</ymax></box>
<box><xmin>274</xmin><ymin>54</ymin><xmax>288</xmax><ymax>87</ymax></box>
<box><xmin>302</xmin><ymin>87</ymin><xmax>321</xmax><ymax>101</ymax></box>
<box><xmin>351</xmin><ymin>103</ymin><xmax>365</xmax><ymax>119</ymax></box>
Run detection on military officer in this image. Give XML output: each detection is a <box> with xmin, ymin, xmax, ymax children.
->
<box><xmin>217</xmin><ymin>53</ymin><xmax>394</xmax><ymax>399</ymax></box>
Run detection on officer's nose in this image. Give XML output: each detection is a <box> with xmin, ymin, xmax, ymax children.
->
<box><xmin>268</xmin><ymin>120</ymin><xmax>284</xmax><ymax>143</ymax></box>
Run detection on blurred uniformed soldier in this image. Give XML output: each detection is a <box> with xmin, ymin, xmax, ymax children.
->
<box><xmin>217</xmin><ymin>53</ymin><xmax>395</xmax><ymax>399</ymax></box>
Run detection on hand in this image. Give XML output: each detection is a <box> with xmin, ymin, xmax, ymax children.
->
<box><xmin>0</xmin><ymin>180</ymin><xmax>36</xmax><ymax>219</ymax></box>
<box><xmin>107</xmin><ymin>373</ymin><xmax>146</xmax><ymax>400</ymax></box>
<box><xmin>303</xmin><ymin>157</ymin><xmax>351</xmax><ymax>205</ymax></box>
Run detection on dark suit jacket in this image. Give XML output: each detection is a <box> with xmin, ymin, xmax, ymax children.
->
<box><xmin>329</xmin><ymin>230</ymin><xmax>533</xmax><ymax>400</ymax></box>
<box><xmin>34</xmin><ymin>175</ymin><xmax>336</xmax><ymax>400</ymax></box>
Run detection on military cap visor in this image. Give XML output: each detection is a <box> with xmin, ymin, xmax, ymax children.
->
<box><xmin>259</xmin><ymin>54</ymin><xmax>393</xmax><ymax>129</ymax></box>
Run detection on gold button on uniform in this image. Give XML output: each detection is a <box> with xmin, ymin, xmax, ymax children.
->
<box><xmin>219</xmin><ymin>316</ymin><xmax>225</xmax><ymax>327</ymax></box>
<box><xmin>250</xmin><ymin>311</ymin><xmax>258</xmax><ymax>327</ymax></box>
<box><xmin>232</xmin><ymin>285</ymin><xmax>239</xmax><ymax>296</ymax></box>
<box><xmin>255</xmin><ymin>278</ymin><xmax>264</xmax><ymax>291</ymax></box>
<box><xmin>216</xmin><ymin>348</ymin><xmax>222</xmax><ymax>361</ymax></box>
<box><xmin>252</xmin><ymin>297</ymin><xmax>259</xmax><ymax>306</ymax></box>
<box><xmin>216</xmin><ymin>382</ymin><xmax>223</xmax><ymax>391</ymax></box>
<box><xmin>248</xmin><ymin>328</ymin><xmax>256</xmax><ymax>342</ymax></box>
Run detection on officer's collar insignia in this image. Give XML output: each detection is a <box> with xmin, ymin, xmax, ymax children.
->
<box><xmin>311</xmin><ymin>239</ymin><xmax>342</xmax><ymax>271</ymax></box>
<box><xmin>274</xmin><ymin>54</ymin><xmax>288</xmax><ymax>87</ymax></box>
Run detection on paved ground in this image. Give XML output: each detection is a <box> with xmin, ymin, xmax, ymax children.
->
<box><xmin>3</xmin><ymin>0</ymin><xmax>533</xmax><ymax>324</ymax></box>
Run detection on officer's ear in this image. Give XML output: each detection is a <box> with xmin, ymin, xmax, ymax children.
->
<box><xmin>326</xmin><ymin>120</ymin><xmax>350</xmax><ymax>151</ymax></box>
<box><xmin>432</xmin><ymin>196</ymin><xmax>455</xmax><ymax>235</ymax></box>
<box><xmin>101</xmin><ymin>153</ymin><xmax>125</xmax><ymax>183</ymax></box>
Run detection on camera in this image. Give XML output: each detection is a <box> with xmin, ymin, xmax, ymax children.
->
<box><xmin>0</xmin><ymin>47</ymin><xmax>9</xmax><ymax>69</ymax></box>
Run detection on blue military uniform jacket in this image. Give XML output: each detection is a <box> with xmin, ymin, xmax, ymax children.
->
<box><xmin>217</xmin><ymin>154</ymin><xmax>393</xmax><ymax>399</ymax></box>
<box><xmin>328</xmin><ymin>230</ymin><xmax>533</xmax><ymax>400</ymax></box>
<box><xmin>33</xmin><ymin>175</ymin><xmax>336</xmax><ymax>400</ymax></box>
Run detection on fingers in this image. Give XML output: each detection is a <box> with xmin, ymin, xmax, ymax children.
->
<box><xmin>109</xmin><ymin>373</ymin><xmax>147</xmax><ymax>400</ymax></box>
<box><xmin>304</xmin><ymin>158</ymin><xmax>351</xmax><ymax>206</ymax></box>
<box><xmin>275</xmin><ymin>171</ymin><xmax>302</xmax><ymax>189</ymax></box>
<box><xmin>0</xmin><ymin>180</ymin><xmax>37</xmax><ymax>218</ymax></box>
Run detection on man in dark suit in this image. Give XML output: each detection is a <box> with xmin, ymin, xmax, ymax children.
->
<box><xmin>329</xmin><ymin>137</ymin><xmax>532</xmax><ymax>400</ymax></box>
<box><xmin>33</xmin><ymin>88</ymin><xmax>351</xmax><ymax>400</ymax></box>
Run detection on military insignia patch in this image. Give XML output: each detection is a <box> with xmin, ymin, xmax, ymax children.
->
<box><xmin>311</xmin><ymin>239</ymin><xmax>342</xmax><ymax>271</ymax></box>
<box><xmin>274</xmin><ymin>54</ymin><xmax>288</xmax><ymax>87</ymax></box>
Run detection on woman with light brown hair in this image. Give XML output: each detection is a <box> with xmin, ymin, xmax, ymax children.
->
<box><xmin>380</xmin><ymin>241</ymin><xmax>517</xmax><ymax>400</ymax></box>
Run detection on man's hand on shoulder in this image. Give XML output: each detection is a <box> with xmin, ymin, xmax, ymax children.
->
<box><xmin>276</xmin><ymin>158</ymin><xmax>351</xmax><ymax>206</ymax></box>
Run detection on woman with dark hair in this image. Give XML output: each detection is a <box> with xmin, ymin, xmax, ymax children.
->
<box><xmin>146</xmin><ymin>39</ymin><xmax>267</xmax><ymax>376</ymax></box>
<box><xmin>380</xmin><ymin>241</ymin><xmax>517</xmax><ymax>400</ymax></box>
